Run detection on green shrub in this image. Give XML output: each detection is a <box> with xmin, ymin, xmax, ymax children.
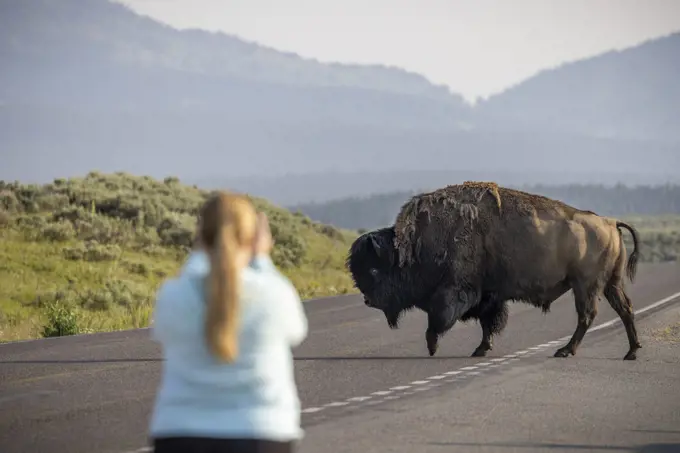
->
<box><xmin>156</xmin><ymin>213</ymin><xmax>195</xmax><ymax>247</ymax></box>
<box><xmin>63</xmin><ymin>242</ymin><xmax>122</xmax><ymax>262</ymax></box>
<box><xmin>40</xmin><ymin>220</ymin><xmax>77</xmax><ymax>242</ymax></box>
<box><xmin>0</xmin><ymin>209</ymin><xmax>10</xmax><ymax>228</ymax></box>
<box><xmin>41</xmin><ymin>301</ymin><xmax>81</xmax><ymax>338</ymax></box>
<box><xmin>77</xmin><ymin>280</ymin><xmax>153</xmax><ymax>311</ymax></box>
<box><xmin>0</xmin><ymin>190</ymin><xmax>20</xmax><ymax>212</ymax></box>
<box><xmin>125</xmin><ymin>260</ymin><xmax>151</xmax><ymax>277</ymax></box>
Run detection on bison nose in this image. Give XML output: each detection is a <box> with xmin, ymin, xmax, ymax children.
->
<box><xmin>363</xmin><ymin>297</ymin><xmax>371</xmax><ymax>306</ymax></box>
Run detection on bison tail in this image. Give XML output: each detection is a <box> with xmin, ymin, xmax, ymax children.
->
<box><xmin>616</xmin><ymin>221</ymin><xmax>640</xmax><ymax>283</ymax></box>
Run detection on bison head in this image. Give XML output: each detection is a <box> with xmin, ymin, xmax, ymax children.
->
<box><xmin>346</xmin><ymin>227</ymin><xmax>414</xmax><ymax>328</ymax></box>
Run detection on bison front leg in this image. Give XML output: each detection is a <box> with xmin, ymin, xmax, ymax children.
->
<box><xmin>472</xmin><ymin>300</ymin><xmax>509</xmax><ymax>357</ymax></box>
<box><xmin>425</xmin><ymin>286</ymin><xmax>478</xmax><ymax>357</ymax></box>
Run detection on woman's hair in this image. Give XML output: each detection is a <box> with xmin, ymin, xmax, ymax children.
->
<box><xmin>198</xmin><ymin>191</ymin><xmax>258</xmax><ymax>362</ymax></box>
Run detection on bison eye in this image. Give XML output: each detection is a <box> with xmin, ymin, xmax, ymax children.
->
<box><xmin>370</xmin><ymin>268</ymin><xmax>379</xmax><ymax>277</ymax></box>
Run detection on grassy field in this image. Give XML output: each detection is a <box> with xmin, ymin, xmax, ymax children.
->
<box><xmin>0</xmin><ymin>172</ymin><xmax>358</xmax><ymax>342</ymax></box>
<box><xmin>618</xmin><ymin>215</ymin><xmax>680</xmax><ymax>263</ymax></box>
<box><xmin>0</xmin><ymin>173</ymin><xmax>678</xmax><ymax>343</ymax></box>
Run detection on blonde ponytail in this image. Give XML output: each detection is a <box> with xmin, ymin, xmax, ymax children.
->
<box><xmin>205</xmin><ymin>222</ymin><xmax>241</xmax><ymax>362</ymax></box>
<box><xmin>198</xmin><ymin>192</ymin><xmax>257</xmax><ymax>363</ymax></box>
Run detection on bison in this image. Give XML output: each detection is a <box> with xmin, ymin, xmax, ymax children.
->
<box><xmin>346</xmin><ymin>181</ymin><xmax>642</xmax><ymax>360</ymax></box>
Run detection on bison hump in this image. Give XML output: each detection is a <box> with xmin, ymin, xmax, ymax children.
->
<box><xmin>393</xmin><ymin>181</ymin><xmax>503</xmax><ymax>267</ymax></box>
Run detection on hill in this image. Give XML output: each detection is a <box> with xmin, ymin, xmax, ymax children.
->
<box><xmin>1</xmin><ymin>0</ymin><xmax>677</xmax><ymax>192</ymax></box>
<box><xmin>476</xmin><ymin>31</ymin><xmax>680</xmax><ymax>144</ymax></box>
<box><xmin>0</xmin><ymin>172</ymin><xmax>358</xmax><ymax>342</ymax></box>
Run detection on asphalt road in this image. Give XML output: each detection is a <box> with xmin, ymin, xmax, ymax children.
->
<box><xmin>1</xmin><ymin>262</ymin><xmax>679</xmax><ymax>453</ymax></box>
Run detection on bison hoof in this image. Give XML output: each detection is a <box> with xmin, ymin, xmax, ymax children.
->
<box><xmin>471</xmin><ymin>348</ymin><xmax>488</xmax><ymax>357</ymax></box>
<box><xmin>623</xmin><ymin>350</ymin><xmax>637</xmax><ymax>361</ymax></box>
<box><xmin>427</xmin><ymin>341</ymin><xmax>438</xmax><ymax>357</ymax></box>
<box><xmin>553</xmin><ymin>347</ymin><xmax>572</xmax><ymax>358</ymax></box>
<box><xmin>426</xmin><ymin>332</ymin><xmax>439</xmax><ymax>357</ymax></box>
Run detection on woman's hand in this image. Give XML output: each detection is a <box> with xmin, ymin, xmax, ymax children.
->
<box><xmin>253</xmin><ymin>212</ymin><xmax>273</xmax><ymax>256</ymax></box>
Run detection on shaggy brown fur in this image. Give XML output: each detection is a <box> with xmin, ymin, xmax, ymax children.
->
<box><xmin>391</xmin><ymin>181</ymin><xmax>641</xmax><ymax>360</ymax></box>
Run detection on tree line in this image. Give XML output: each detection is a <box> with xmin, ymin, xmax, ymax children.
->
<box><xmin>291</xmin><ymin>183</ymin><xmax>680</xmax><ymax>231</ymax></box>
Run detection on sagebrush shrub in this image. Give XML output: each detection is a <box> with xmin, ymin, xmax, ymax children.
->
<box><xmin>0</xmin><ymin>209</ymin><xmax>10</xmax><ymax>228</ymax></box>
<box><xmin>63</xmin><ymin>242</ymin><xmax>122</xmax><ymax>262</ymax></box>
<box><xmin>125</xmin><ymin>260</ymin><xmax>151</xmax><ymax>277</ymax></box>
<box><xmin>39</xmin><ymin>220</ymin><xmax>77</xmax><ymax>242</ymax></box>
<box><xmin>0</xmin><ymin>190</ymin><xmax>20</xmax><ymax>212</ymax></box>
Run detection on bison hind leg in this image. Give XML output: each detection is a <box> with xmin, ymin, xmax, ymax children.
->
<box><xmin>603</xmin><ymin>282</ymin><xmax>641</xmax><ymax>360</ymax></box>
<box><xmin>471</xmin><ymin>299</ymin><xmax>509</xmax><ymax>357</ymax></box>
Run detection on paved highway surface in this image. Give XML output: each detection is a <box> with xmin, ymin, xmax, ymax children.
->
<box><xmin>1</xmin><ymin>262</ymin><xmax>679</xmax><ymax>453</ymax></box>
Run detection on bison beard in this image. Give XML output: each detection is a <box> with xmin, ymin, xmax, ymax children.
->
<box><xmin>347</xmin><ymin>181</ymin><xmax>642</xmax><ymax>361</ymax></box>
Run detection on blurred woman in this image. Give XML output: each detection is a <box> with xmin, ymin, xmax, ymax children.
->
<box><xmin>149</xmin><ymin>191</ymin><xmax>308</xmax><ymax>453</ymax></box>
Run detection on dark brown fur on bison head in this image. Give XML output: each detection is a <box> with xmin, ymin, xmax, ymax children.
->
<box><xmin>346</xmin><ymin>226</ymin><xmax>446</xmax><ymax>329</ymax></box>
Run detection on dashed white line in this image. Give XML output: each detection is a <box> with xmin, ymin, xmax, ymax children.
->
<box><xmin>371</xmin><ymin>390</ymin><xmax>392</xmax><ymax>396</ymax></box>
<box><xmin>325</xmin><ymin>401</ymin><xmax>349</xmax><ymax>407</ymax></box>
<box><xmin>302</xmin><ymin>407</ymin><xmax>324</xmax><ymax>413</ymax></box>
<box><xmin>347</xmin><ymin>396</ymin><xmax>372</xmax><ymax>402</ymax></box>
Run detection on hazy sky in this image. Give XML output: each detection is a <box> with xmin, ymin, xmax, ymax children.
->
<box><xmin>119</xmin><ymin>0</ymin><xmax>680</xmax><ymax>103</ymax></box>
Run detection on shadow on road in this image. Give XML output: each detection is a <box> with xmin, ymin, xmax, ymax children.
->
<box><xmin>294</xmin><ymin>356</ymin><xmax>473</xmax><ymax>361</ymax></box>
<box><xmin>0</xmin><ymin>358</ymin><xmax>161</xmax><ymax>364</ymax></box>
<box><xmin>629</xmin><ymin>430</ymin><xmax>680</xmax><ymax>435</ymax></box>
<box><xmin>427</xmin><ymin>442</ymin><xmax>680</xmax><ymax>452</ymax></box>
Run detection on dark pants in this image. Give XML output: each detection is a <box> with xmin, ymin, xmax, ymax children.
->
<box><xmin>152</xmin><ymin>437</ymin><xmax>296</xmax><ymax>453</ymax></box>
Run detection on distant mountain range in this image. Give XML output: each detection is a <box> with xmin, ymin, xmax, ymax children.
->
<box><xmin>1</xmin><ymin>0</ymin><xmax>678</xmax><ymax>204</ymax></box>
<box><xmin>476</xmin><ymin>33</ymin><xmax>680</xmax><ymax>144</ymax></box>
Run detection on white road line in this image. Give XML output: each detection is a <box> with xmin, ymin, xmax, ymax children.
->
<box><xmin>589</xmin><ymin>291</ymin><xmax>680</xmax><ymax>332</ymax></box>
<box><xmin>347</xmin><ymin>396</ymin><xmax>372</xmax><ymax>402</ymax></box>
<box><xmin>325</xmin><ymin>401</ymin><xmax>349</xmax><ymax>407</ymax></box>
<box><xmin>302</xmin><ymin>407</ymin><xmax>324</xmax><ymax>413</ymax></box>
<box><xmin>121</xmin><ymin>290</ymin><xmax>680</xmax><ymax>453</ymax></box>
